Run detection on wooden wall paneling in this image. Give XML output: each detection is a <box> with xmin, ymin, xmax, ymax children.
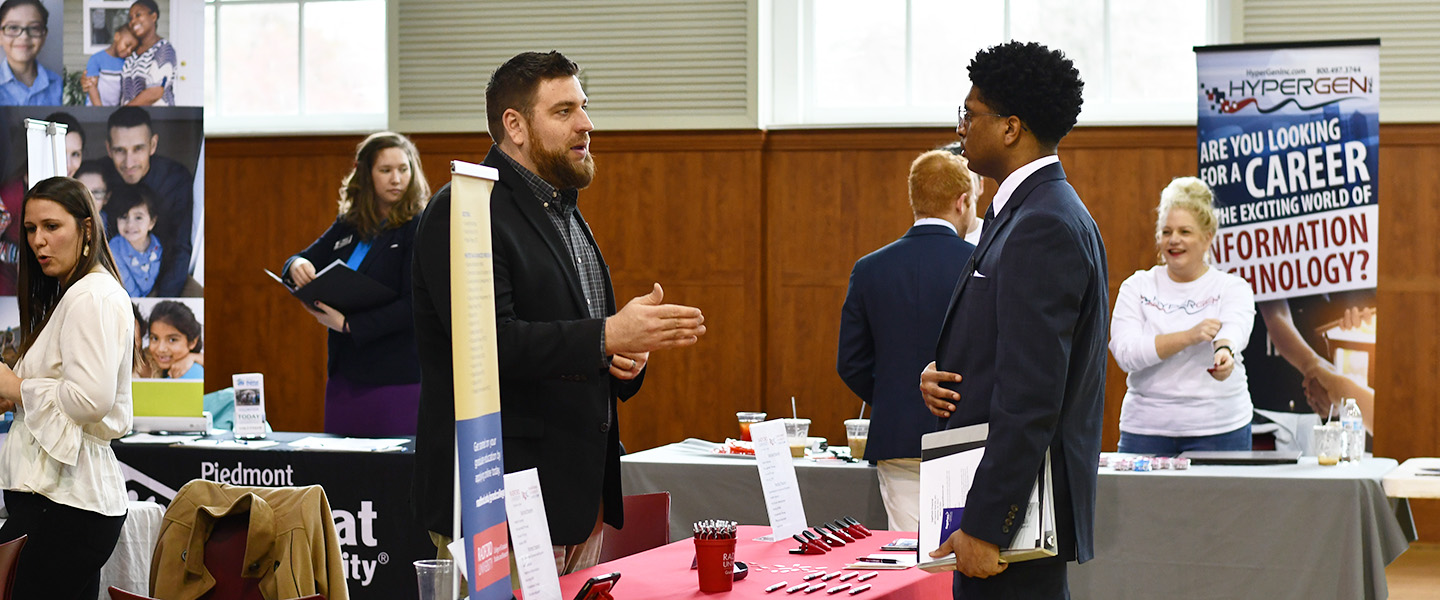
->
<box><xmin>206</xmin><ymin>137</ymin><xmax>363</xmax><ymax>432</ymax></box>
<box><xmin>1373</xmin><ymin>125</ymin><xmax>1440</xmax><ymax>540</ymax></box>
<box><xmin>764</xmin><ymin>129</ymin><xmax>959</xmax><ymax>446</ymax></box>
<box><xmin>577</xmin><ymin>131</ymin><xmax>766</xmax><ymax>452</ymax></box>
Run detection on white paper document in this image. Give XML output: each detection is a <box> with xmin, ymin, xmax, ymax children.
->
<box><xmin>917</xmin><ymin>423</ymin><xmax>1056</xmax><ymax>572</ymax></box>
<box><xmin>749</xmin><ymin>419</ymin><xmax>808</xmax><ymax>541</ymax></box>
<box><xmin>504</xmin><ymin>469</ymin><xmax>562</xmax><ymax>600</ymax></box>
<box><xmin>287</xmin><ymin>436</ymin><xmax>408</xmax><ymax>452</ymax></box>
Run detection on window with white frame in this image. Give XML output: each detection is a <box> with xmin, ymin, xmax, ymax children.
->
<box><xmin>204</xmin><ymin>0</ymin><xmax>386</xmax><ymax>135</ymax></box>
<box><xmin>767</xmin><ymin>0</ymin><xmax>1226</xmax><ymax>128</ymax></box>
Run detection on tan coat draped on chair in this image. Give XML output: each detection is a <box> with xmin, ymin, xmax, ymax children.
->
<box><xmin>150</xmin><ymin>480</ymin><xmax>349</xmax><ymax>600</ymax></box>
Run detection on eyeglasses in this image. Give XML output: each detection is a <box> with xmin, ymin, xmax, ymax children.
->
<box><xmin>0</xmin><ymin>24</ymin><xmax>47</xmax><ymax>38</ymax></box>
<box><xmin>958</xmin><ymin>106</ymin><xmax>1006</xmax><ymax>128</ymax></box>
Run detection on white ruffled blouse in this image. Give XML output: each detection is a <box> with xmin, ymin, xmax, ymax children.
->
<box><xmin>0</xmin><ymin>269</ymin><xmax>133</xmax><ymax>516</ymax></box>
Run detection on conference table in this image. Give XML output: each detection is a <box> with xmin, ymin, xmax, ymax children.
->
<box><xmin>622</xmin><ymin>440</ymin><xmax>1415</xmax><ymax>600</ymax></box>
<box><xmin>541</xmin><ymin>525</ymin><xmax>948</xmax><ymax>599</ymax></box>
<box><xmin>111</xmin><ymin>431</ymin><xmax>432</xmax><ymax>600</ymax></box>
<box><xmin>621</xmin><ymin>439</ymin><xmax>889</xmax><ymax>541</ymax></box>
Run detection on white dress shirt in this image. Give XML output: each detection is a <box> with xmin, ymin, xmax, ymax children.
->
<box><xmin>0</xmin><ymin>269</ymin><xmax>134</xmax><ymax>516</ymax></box>
<box><xmin>990</xmin><ymin>154</ymin><xmax>1060</xmax><ymax>218</ymax></box>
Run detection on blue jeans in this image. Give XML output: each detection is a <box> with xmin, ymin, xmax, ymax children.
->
<box><xmin>1117</xmin><ymin>423</ymin><xmax>1252</xmax><ymax>456</ymax></box>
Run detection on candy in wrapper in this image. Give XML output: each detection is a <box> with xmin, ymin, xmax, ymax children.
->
<box><xmin>1174</xmin><ymin>457</ymin><xmax>1191</xmax><ymax>470</ymax></box>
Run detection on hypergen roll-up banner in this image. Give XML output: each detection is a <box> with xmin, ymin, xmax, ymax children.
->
<box><xmin>1196</xmin><ymin>40</ymin><xmax>1380</xmax><ymax>430</ymax></box>
<box><xmin>449</xmin><ymin>161</ymin><xmax>511</xmax><ymax>597</ymax></box>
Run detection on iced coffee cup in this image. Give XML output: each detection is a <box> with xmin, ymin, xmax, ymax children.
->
<box><xmin>783</xmin><ymin>418</ymin><xmax>811</xmax><ymax>458</ymax></box>
<box><xmin>845</xmin><ymin>418</ymin><xmax>870</xmax><ymax>461</ymax></box>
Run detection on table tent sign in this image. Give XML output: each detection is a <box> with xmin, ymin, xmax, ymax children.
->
<box><xmin>749</xmin><ymin>419</ymin><xmax>809</xmax><ymax>541</ymax></box>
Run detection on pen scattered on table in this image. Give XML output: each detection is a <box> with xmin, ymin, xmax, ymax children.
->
<box><xmin>766</xmin><ymin>581</ymin><xmax>788</xmax><ymax>593</ymax></box>
<box><xmin>849</xmin><ymin>584</ymin><xmax>872</xmax><ymax>595</ymax></box>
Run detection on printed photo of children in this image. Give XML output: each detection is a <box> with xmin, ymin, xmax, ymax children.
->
<box><xmin>0</xmin><ymin>0</ymin><xmax>63</xmax><ymax>106</ymax></box>
<box><xmin>133</xmin><ymin>296</ymin><xmax>202</xmax><ymax>380</ymax></box>
<box><xmin>0</xmin><ymin>104</ymin><xmax>202</xmax><ymax>297</ymax></box>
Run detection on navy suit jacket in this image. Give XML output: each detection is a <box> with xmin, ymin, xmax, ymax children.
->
<box><xmin>284</xmin><ymin>217</ymin><xmax>420</xmax><ymax>386</ymax></box>
<box><xmin>935</xmin><ymin>162</ymin><xmax>1108</xmax><ymax>564</ymax></box>
<box><xmin>410</xmin><ymin>146</ymin><xmax>642</xmax><ymax>544</ymax></box>
<box><xmin>837</xmin><ymin>224</ymin><xmax>974</xmax><ymax>462</ymax></box>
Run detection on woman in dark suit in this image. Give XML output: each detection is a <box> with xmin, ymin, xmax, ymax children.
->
<box><xmin>283</xmin><ymin>132</ymin><xmax>430</xmax><ymax>436</ymax></box>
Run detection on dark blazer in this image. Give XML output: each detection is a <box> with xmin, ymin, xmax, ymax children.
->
<box><xmin>410</xmin><ymin>146</ymin><xmax>642</xmax><ymax>544</ymax></box>
<box><xmin>284</xmin><ymin>216</ymin><xmax>420</xmax><ymax>386</ymax></box>
<box><xmin>837</xmin><ymin>224</ymin><xmax>974</xmax><ymax>462</ymax></box>
<box><xmin>935</xmin><ymin>162</ymin><xmax>1108</xmax><ymax>566</ymax></box>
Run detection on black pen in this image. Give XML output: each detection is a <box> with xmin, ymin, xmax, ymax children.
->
<box><xmin>855</xmin><ymin>556</ymin><xmax>899</xmax><ymax>564</ymax></box>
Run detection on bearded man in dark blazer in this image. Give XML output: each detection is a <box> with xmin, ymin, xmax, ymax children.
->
<box><xmin>920</xmin><ymin>41</ymin><xmax>1109</xmax><ymax>600</ymax></box>
<box><xmin>410</xmin><ymin>51</ymin><xmax>706</xmax><ymax>575</ymax></box>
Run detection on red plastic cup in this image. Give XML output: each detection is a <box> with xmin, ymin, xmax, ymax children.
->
<box><xmin>694</xmin><ymin>537</ymin><xmax>737</xmax><ymax>593</ymax></box>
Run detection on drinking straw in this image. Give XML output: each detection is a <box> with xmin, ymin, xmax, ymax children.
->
<box><xmin>792</xmin><ymin>396</ymin><xmax>798</xmax><ymax>419</ymax></box>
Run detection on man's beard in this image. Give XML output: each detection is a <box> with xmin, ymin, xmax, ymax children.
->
<box><xmin>529</xmin><ymin>131</ymin><xmax>596</xmax><ymax>190</ymax></box>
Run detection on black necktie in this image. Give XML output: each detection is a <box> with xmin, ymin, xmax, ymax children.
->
<box><xmin>981</xmin><ymin>203</ymin><xmax>995</xmax><ymax>235</ymax></box>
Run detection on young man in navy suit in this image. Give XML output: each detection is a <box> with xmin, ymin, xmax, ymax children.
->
<box><xmin>837</xmin><ymin>149</ymin><xmax>978</xmax><ymax>531</ymax></box>
<box><xmin>920</xmin><ymin>41</ymin><xmax>1109</xmax><ymax>599</ymax></box>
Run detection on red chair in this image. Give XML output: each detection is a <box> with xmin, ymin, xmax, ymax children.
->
<box><xmin>598</xmin><ymin>492</ymin><xmax>671</xmax><ymax>563</ymax></box>
<box><xmin>108</xmin><ymin>588</ymin><xmax>325</xmax><ymax>600</ymax></box>
<box><xmin>0</xmin><ymin>535</ymin><xmax>26</xmax><ymax>600</ymax></box>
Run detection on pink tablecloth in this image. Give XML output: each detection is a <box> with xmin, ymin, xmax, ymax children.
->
<box><xmin>537</xmin><ymin>526</ymin><xmax>949</xmax><ymax>599</ymax></box>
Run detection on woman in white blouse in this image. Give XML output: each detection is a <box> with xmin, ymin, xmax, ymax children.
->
<box><xmin>1108</xmin><ymin>177</ymin><xmax>1257</xmax><ymax>455</ymax></box>
<box><xmin>0</xmin><ymin>176</ymin><xmax>133</xmax><ymax>599</ymax></box>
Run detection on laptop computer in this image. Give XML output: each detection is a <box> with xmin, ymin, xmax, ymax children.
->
<box><xmin>1178</xmin><ymin>450</ymin><xmax>1302</xmax><ymax>465</ymax></box>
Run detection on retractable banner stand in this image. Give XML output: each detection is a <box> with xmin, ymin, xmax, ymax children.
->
<box><xmin>449</xmin><ymin>161</ymin><xmax>510</xmax><ymax>598</ymax></box>
<box><xmin>1196</xmin><ymin>40</ymin><xmax>1381</xmax><ymax>439</ymax></box>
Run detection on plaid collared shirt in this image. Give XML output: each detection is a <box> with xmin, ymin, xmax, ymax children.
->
<box><xmin>499</xmin><ymin>149</ymin><xmax>611</xmax><ymax>371</ymax></box>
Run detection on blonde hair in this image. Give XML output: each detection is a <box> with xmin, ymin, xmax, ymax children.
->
<box><xmin>1156</xmin><ymin>176</ymin><xmax>1219</xmax><ymax>239</ymax></box>
<box><xmin>908</xmin><ymin>150</ymin><xmax>973</xmax><ymax>218</ymax></box>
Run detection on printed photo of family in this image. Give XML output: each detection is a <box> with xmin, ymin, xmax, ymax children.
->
<box><xmin>0</xmin><ymin>0</ymin><xmax>200</xmax><ymax>107</ymax></box>
<box><xmin>0</xmin><ymin>104</ymin><xmax>203</xmax><ymax>298</ymax></box>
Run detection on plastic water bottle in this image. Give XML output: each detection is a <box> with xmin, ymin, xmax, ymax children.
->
<box><xmin>1340</xmin><ymin>398</ymin><xmax>1364</xmax><ymax>462</ymax></box>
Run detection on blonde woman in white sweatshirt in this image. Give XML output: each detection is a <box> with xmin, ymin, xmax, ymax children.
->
<box><xmin>1109</xmin><ymin>177</ymin><xmax>1256</xmax><ymax>455</ymax></box>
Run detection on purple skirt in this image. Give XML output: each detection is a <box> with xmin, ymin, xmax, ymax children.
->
<box><xmin>324</xmin><ymin>374</ymin><xmax>421</xmax><ymax>437</ymax></box>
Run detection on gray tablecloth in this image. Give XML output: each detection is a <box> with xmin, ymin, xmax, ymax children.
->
<box><xmin>622</xmin><ymin>443</ymin><xmax>1414</xmax><ymax>599</ymax></box>
<box><xmin>1071</xmin><ymin>457</ymin><xmax>1415</xmax><ymax>600</ymax></box>
<box><xmin>620</xmin><ymin>439</ymin><xmax>887</xmax><ymax>542</ymax></box>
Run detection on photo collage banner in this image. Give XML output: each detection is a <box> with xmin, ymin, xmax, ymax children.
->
<box><xmin>1</xmin><ymin>0</ymin><xmax>204</xmax><ymax>419</ymax></box>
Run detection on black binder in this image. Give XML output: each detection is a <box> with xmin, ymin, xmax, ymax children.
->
<box><xmin>265</xmin><ymin>260</ymin><xmax>397</xmax><ymax>314</ymax></box>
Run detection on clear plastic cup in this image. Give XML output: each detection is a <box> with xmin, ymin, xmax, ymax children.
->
<box><xmin>783</xmin><ymin>418</ymin><xmax>811</xmax><ymax>457</ymax></box>
<box><xmin>1314</xmin><ymin>424</ymin><xmax>1343</xmax><ymax>466</ymax></box>
<box><xmin>737</xmin><ymin>411</ymin><xmax>767</xmax><ymax>441</ymax></box>
<box><xmin>844</xmin><ymin>418</ymin><xmax>870</xmax><ymax>461</ymax></box>
<box><xmin>414</xmin><ymin>559</ymin><xmax>456</xmax><ymax>600</ymax></box>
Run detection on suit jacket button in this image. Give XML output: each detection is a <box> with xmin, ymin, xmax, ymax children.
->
<box><xmin>600</xmin><ymin>422</ymin><xmax>610</xmax><ymax>432</ymax></box>
<box><xmin>1004</xmin><ymin>518</ymin><xmax>1013</xmax><ymax>526</ymax></box>
<box><xmin>1002</xmin><ymin>526</ymin><xmax>1010</xmax><ymax>534</ymax></box>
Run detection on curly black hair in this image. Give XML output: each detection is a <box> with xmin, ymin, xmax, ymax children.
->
<box><xmin>968</xmin><ymin>41</ymin><xmax>1084</xmax><ymax>148</ymax></box>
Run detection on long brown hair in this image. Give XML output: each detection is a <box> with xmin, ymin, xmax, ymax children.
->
<box><xmin>338</xmin><ymin>132</ymin><xmax>430</xmax><ymax>239</ymax></box>
<box><xmin>18</xmin><ymin>177</ymin><xmax>121</xmax><ymax>358</ymax></box>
